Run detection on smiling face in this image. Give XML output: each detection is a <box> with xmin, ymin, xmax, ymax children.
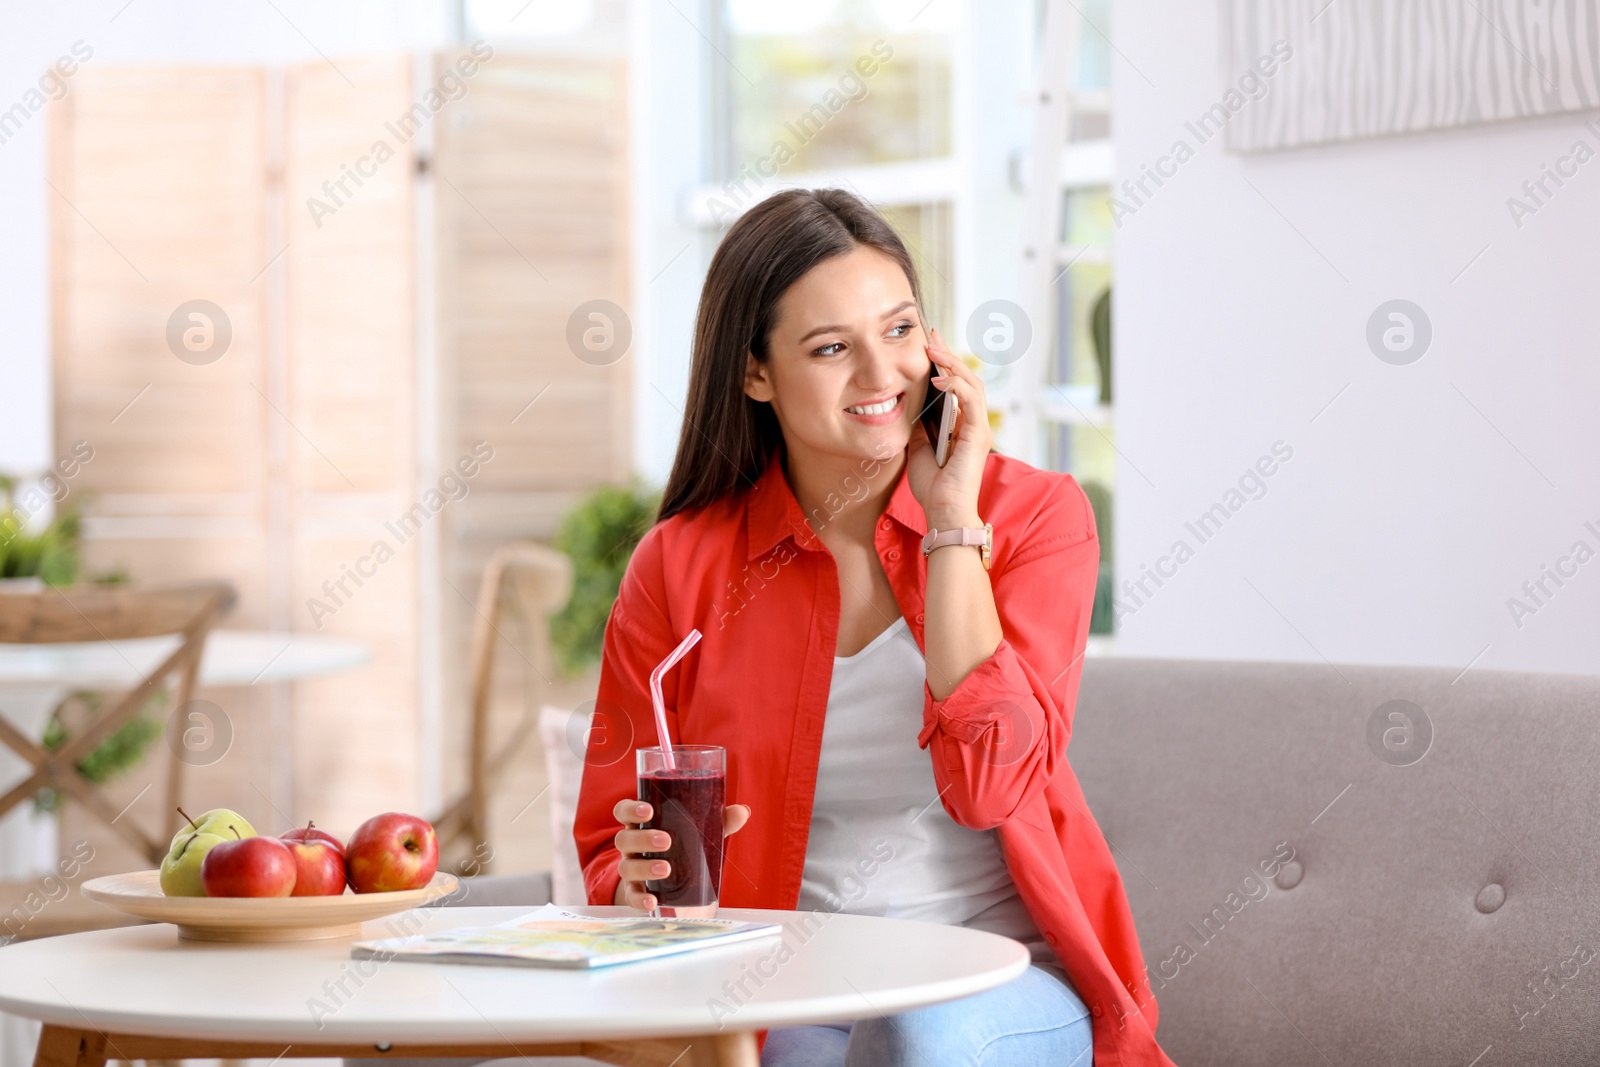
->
<box><xmin>744</xmin><ymin>244</ymin><xmax>931</xmax><ymax>469</ymax></box>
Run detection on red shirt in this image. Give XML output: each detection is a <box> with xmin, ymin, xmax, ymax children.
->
<box><xmin>575</xmin><ymin>452</ymin><xmax>1175</xmax><ymax>1066</ymax></box>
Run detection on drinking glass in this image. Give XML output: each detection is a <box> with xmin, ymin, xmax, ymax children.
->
<box><xmin>635</xmin><ymin>745</ymin><xmax>726</xmax><ymax>917</ymax></box>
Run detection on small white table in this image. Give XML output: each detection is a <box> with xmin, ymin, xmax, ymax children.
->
<box><xmin>0</xmin><ymin>904</ymin><xmax>1030</xmax><ymax>1067</ymax></box>
<box><xmin>0</xmin><ymin>630</ymin><xmax>372</xmax><ymax>878</ymax></box>
<box><xmin>0</xmin><ymin>629</ymin><xmax>372</xmax><ymax>689</ymax></box>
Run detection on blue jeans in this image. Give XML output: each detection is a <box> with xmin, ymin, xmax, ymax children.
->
<box><xmin>759</xmin><ymin>965</ymin><xmax>1092</xmax><ymax>1067</ymax></box>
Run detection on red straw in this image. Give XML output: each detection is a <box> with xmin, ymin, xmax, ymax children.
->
<box><xmin>648</xmin><ymin>629</ymin><xmax>701</xmax><ymax>771</ymax></box>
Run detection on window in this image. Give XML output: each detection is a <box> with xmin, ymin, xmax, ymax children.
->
<box><xmin>669</xmin><ymin>2</ymin><xmax>1118</xmax><ymax>638</ymax></box>
<box><xmin>687</xmin><ymin>1</ymin><xmax>958</xmax><ymax>331</ymax></box>
<box><xmin>718</xmin><ymin>1</ymin><xmax>952</xmax><ymax>174</ymax></box>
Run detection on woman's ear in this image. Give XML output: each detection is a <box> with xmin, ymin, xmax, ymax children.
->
<box><xmin>744</xmin><ymin>351</ymin><xmax>776</xmax><ymax>402</ymax></box>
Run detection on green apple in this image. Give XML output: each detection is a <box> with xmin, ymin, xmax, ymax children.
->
<box><xmin>159</xmin><ymin>808</ymin><xmax>257</xmax><ymax>896</ymax></box>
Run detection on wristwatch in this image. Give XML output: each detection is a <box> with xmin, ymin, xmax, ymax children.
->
<box><xmin>921</xmin><ymin>522</ymin><xmax>993</xmax><ymax>571</ymax></box>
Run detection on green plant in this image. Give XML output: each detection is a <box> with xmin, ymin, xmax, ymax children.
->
<box><xmin>1080</xmin><ymin>480</ymin><xmax>1112</xmax><ymax>564</ymax></box>
<box><xmin>1090</xmin><ymin>285</ymin><xmax>1112</xmax><ymax>406</ymax></box>
<box><xmin>1081</xmin><ymin>480</ymin><xmax>1115</xmax><ymax>635</ymax></box>
<box><xmin>550</xmin><ymin>483</ymin><xmax>661</xmax><ymax>676</ymax></box>
<box><xmin>0</xmin><ymin>476</ymin><xmax>81</xmax><ymax>586</ymax></box>
<box><xmin>33</xmin><ymin>690</ymin><xmax>168</xmax><ymax>814</ymax></box>
<box><xmin>1091</xmin><ymin>563</ymin><xmax>1115</xmax><ymax>635</ymax></box>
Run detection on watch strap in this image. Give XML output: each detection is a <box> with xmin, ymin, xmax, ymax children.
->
<box><xmin>921</xmin><ymin>526</ymin><xmax>988</xmax><ymax>555</ymax></box>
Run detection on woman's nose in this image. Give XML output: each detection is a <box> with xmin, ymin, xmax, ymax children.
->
<box><xmin>853</xmin><ymin>340</ymin><xmax>899</xmax><ymax>391</ymax></box>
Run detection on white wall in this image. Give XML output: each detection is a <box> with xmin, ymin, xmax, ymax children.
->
<box><xmin>1112</xmin><ymin>1</ymin><xmax>1600</xmax><ymax>676</ymax></box>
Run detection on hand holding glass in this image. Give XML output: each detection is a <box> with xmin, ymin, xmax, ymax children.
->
<box><xmin>611</xmin><ymin>749</ymin><xmax>750</xmax><ymax>918</ymax></box>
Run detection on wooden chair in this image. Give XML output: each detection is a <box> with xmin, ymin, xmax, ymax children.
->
<box><xmin>431</xmin><ymin>543</ymin><xmax>572</xmax><ymax>873</ymax></box>
<box><xmin>0</xmin><ymin>582</ymin><xmax>234</xmax><ymax>865</ymax></box>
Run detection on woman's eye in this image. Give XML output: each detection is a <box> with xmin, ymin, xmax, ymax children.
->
<box><xmin>813</xmin><ymin>341</ymin><xmax>845</xmax><ymax>357</ymax></box>
<box><xmin>887</xmin><ymin>322</ymin><xmax>913</xmax><ymax>338</ymax></box>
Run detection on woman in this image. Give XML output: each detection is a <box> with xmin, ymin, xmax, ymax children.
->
<box><xmin>574</xmin><ymin>188</ymin><xmax>1173</xmax><ymax>1066</ymax></box>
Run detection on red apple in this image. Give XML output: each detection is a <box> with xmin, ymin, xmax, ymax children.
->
<box><xmin>201</xmin><ymin>831</ymin><xmax>297</xmax><ymax>897</ymax></box>
<box><xmin>286</xmin><ymin>839</ymin><xmax>347</xmax><ymax>897</ymax></box>
<box><xmin>281</xmin><ymin>821</ymin><xmax>344</xmax><ymax>856</ymax></box>
<box><xmin>345</xmin><ymin>812</ymin><xmax>438</xmax><ymax>893</ymax></box>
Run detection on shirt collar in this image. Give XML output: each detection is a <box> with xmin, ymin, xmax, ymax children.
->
<box><xmin>745</xmin><ymin>451</ymin><xmax>927</xmax><ymax>561</ymax></box>
<box><xmin>883</xmin><ymin>461</ymin><xmax>929</xmax><ymax>537</ymax></box>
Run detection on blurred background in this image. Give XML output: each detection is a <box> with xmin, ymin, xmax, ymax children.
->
<box><xmin>1</xmin><ymin>0</ymin><xmax>1597</xmax><ymax>1052</ymax></box>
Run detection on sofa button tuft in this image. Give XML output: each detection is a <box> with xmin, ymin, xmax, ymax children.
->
<box><xmin>1274</xmin><ymin>860</ymin><xmax>1304</xmax><ymax>890</ymax></box>
<box><xmin>1475</xmin><ymin>883</ymin><xmax>1506</xmax><ymax>914</ymax></box>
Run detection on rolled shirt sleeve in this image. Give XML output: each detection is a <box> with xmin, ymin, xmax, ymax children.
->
<box><xmin>574</xmin><ymin>526</ymin><xmax>678</xmax><ymax>907</ymax></box>
<box><xmin>916</xmin><ymin>476</ymin><xmax>1100</xmax><ymax>831</ymax></box>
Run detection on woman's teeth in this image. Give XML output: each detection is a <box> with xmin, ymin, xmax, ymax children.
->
<box><xmin>846</xmin><ymin>395</ymin><xmax>900</xmax><ymax>416</ymax></box>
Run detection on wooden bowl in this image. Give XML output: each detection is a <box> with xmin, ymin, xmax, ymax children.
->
<box><xmin>81</xmin><ymin>870</ymin><xmax>459</xmax><ymax>942</ymax></box>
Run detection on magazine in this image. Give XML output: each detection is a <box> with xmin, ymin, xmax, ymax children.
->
<box><xmin>351</xmin><ymin>904</ymin><xmax>784</xmax><ymax>970</ymax></box>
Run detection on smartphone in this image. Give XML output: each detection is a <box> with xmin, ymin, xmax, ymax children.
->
<box><xmin>920</xmin><ymin>364</ymin><xmax>959</xmax><ymax>468</ymax></box>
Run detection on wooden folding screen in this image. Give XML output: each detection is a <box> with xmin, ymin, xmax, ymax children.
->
<box><xmin>50</xmin><ymin>56</ymin><xmax>420</xmax><ymax>853</ymax></box>
<box><xmin>50</xmin><ymin>50</ymin><xmax>628</xmax><ymax>874</ymax></box>
<box><xmin>432</xmin><ymin>53</ymin><xmax>630</xmax><ymax>873</ymax></box>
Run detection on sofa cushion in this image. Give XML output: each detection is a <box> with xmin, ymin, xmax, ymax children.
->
<box><xmin>430</xmin><ymin>871</ymin><xmax>552</xmax><ymax>909</ymax></box>
<box><xmin>1071</xmin><ymin>657</ymin><xmax>1600</xmax><ymax>1067</ymax></box>
<box><xmin>539</xmin><ymin>705</ymin><xmax>590</xmax><ymax>906</ymax></box>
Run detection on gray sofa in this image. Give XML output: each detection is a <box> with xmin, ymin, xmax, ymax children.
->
<box><xmin>1071</xmin><ymin>658</ymin><xmax>1600</xmax><ymax>1066</ymax></box>
<box><xmin>366</xmin><ymin>657</ymin><xmax>1600</xmax><ymax>1066</ymax></box>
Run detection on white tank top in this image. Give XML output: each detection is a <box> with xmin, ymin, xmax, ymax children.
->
<box><xmin>797</xmin><ymin>616</ymin><xmax>1066</xmax><ymax>984</ymax></box>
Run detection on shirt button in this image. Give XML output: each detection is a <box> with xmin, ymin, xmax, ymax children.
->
<box><xmin>887</xmin><ymin>548</ymin><xmax>901</xmax><ymax>562</ymax></box>
<box><xmin>880</xmin><ymin>519</ymin><xmax>893</xmax><ymax>532</ymax></box>
<box><xmin>915</xmin><ymin>612</ymin><xmax>924</xmax><ymax>624</ymax></box>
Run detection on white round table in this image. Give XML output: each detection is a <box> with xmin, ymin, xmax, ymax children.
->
<box><xmin>0</xmin><ymin>629</ymin><xmax>372</xmax><ymax>689</ymax></box>
<box><xmin>0</xmin><ymin>904</ymin><xmax>1030</xmax><ymax>1066</ymax></box>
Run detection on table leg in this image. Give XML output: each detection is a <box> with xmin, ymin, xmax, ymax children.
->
<box><xmin>580</xmin><ymin>1033</ymin><xmax>759</xmax><ymax>1067</ymax></box>
<box><xmin>688</xmin><ymin>1032</ymin><xmax>758</xmax><ymax>1067</ymax></box>
<box><xmin>31</xmin><ymin>1027</ymin><xmax>757</xmax><ymax>1067</ymax></box>
<box><xmin>32</xmin><ymin>1026</ymin><xmax>106</xmax><ymax>1067</ymax></box>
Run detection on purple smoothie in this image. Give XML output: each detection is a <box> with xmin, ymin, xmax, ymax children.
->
<box><xmin>638</xmin><ymin>768</ymin><xmax>725</xmax><ymax>907</ymax></box>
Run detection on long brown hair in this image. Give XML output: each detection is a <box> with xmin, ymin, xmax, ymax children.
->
<box><xmin>656</xmin><ymin>188</ymin><xmax>924</xmax><ymax>522</ymax></box>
